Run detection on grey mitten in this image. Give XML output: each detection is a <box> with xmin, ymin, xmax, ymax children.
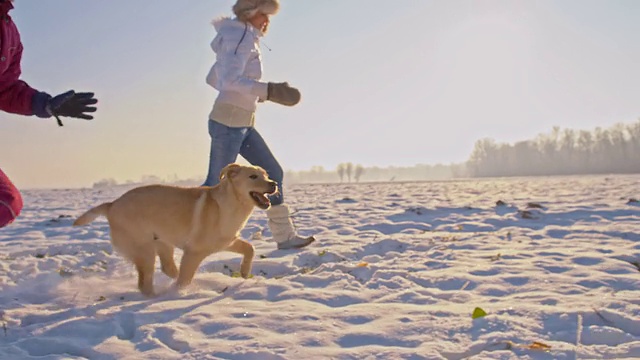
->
<box><xmin>267</xmin><ymin>82</ymin><xmax>301</xmax><ymax>106</ymax></box>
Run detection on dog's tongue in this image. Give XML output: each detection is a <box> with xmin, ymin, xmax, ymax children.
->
<box><xmin>251</xmin><ymin>192</ymin><xmax>271</xmax><ymax>209</ymax></box>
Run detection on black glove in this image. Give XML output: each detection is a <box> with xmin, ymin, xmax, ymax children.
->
<box><xmin>47</xmin><ymin>90</ymin><xmax>98</xmax><ymax>126</ymax></box>
<box><xmin>267</xmin><ymin>82</ymin><xmax>301</xmax><ymax>106</ymax></box>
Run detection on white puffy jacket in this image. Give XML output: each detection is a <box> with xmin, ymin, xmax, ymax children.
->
<box><xmin>206</xmin><ymin>17</ymin><xmax>269</xmax><ymax>127</ymax></box>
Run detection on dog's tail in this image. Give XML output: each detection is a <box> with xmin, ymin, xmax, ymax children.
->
<box><xmin>73</xmin><ymin>202</ymin><xmax>112</xmax><ymax>226</ymax></box>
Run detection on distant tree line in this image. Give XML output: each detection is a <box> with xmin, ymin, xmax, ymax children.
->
<box><xmin>92</xmin><ymin>174</ymin><xmax>193</xmax><ymax>189</ymax></box>
<box><xmin>285</xmin><ymin>119</ymin><xmax>640</xmax><ymax>184</ymax></box>
<box><xmin>466</xmin><ymin>120</ymin><xmax>640</xmax><ymax>177</ymax></box>
<box><xmin>91</xmin><ymin>119</ymin><xmax>640</xmax><ymax>188</ymax></box>
<box><xmin>284</xmin><ymin>162</ymin><xmax>465</xmax><ymax>184</ymax></box>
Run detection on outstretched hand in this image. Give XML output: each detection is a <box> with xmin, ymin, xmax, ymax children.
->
<box><xmin>47</xmin><ymin>90</ymin><xmax>98</xmax><ymax>126</ymax></box>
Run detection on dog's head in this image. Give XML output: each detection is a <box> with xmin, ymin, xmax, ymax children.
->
<box><xmin>219</xmin><ymin>163</ymin><xmax>278</xmax><ymax>210</ymax></box>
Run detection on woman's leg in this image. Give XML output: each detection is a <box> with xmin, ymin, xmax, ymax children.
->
<box><xmin>239</xmin><ymin>127</ymin><xmax>284</xmax><ymax>205</ymax></box>
<box><xmin>202</xmin><ymin>120</ymin><xmax>249</xmax><ymax>187</ymax></box>
<box><xmin>239</xmin><ymin>128</ymin><xmax>314</xmax><ymax>249</ymax></box>
<box><xmin>0</xmin><ymin>168</ymin><xmax>23</xmax><ymax>228</ymax></box>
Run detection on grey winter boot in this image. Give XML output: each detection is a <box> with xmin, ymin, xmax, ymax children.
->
<box><xmin>266</xmin><ymin>204</ymin><xmax>315</xmax><ymax>250</ymax></box>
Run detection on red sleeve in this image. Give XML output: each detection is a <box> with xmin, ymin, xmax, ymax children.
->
<box><xmin>0</xmin><ymin>44</ymin><xmax>38</xmax><ymax>116</ymax></box>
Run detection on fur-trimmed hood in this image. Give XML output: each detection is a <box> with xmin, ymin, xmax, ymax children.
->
<box><xmin>232</xmin><ymin>0</ymin><xmax>279</xmax><ymax>21</ymax></box>
<box><xmin>210</xmin><ymin>16</ymin><xmax>264</xmax><ymax>53</ymax></box>
<box><xmin>212</xmin><ymin>17</ymin><xmax>246</xmax><ymax>34</ymax></box>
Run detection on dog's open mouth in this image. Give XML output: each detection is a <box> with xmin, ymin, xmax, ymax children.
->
<box><xmin>250</xmin><ymin>191</ymin><xmax>271</xmax><ymax>209</ymax></box>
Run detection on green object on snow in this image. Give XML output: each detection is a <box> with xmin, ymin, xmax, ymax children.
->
<box><xmin>472</xmin><ymin>307</ymin><xmax>487</xmax><ymax>319</ymax></box>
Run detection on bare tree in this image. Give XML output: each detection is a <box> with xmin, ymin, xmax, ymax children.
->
<box><xmin>354</xmin><ymin>164</ymin><xmax>365</xmax><ymax>182</ymax></box>
<box><xmin>337</xmin><ymin>163</ymin><xmax>345</xmax><ymax>182</ymax></box>
<box><xmin>346</xmin><ymin>162</ymin><xmax>353</xmax><ymax>183</ymax></box>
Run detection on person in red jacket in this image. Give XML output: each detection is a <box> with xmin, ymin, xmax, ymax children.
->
<box><xmin>0</xmin><ymin>0</ymin><xmax>97</xmax><ymax>228</ymax></box>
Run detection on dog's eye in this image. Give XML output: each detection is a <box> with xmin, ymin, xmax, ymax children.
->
<box><xmin>249</xmin><ymin>175</ymin><xmax>258</xmax><ymax>179</ymax></box>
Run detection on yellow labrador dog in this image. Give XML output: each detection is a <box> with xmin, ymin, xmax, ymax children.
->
<box><xmin>73</xmin><ymin>163</ymin><xmax>277</xmax><ymax>296</ymax></box>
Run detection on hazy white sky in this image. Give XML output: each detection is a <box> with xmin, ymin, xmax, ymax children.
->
<box><xmin>1</xmin><ymin>0</ymin><xmax>639</xmax><ymax>188</ymax></box>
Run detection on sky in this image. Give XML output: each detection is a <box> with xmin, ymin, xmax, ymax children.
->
<box><xmin>1</xmin><ymin>0</ymin><xmax>639</xmax><ymax>189</ymax></box>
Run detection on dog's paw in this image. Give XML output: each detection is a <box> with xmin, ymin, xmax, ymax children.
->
<box><xmin>162</xmin><ymin>282</ymin><xmax>184</xmax><ymax>296</ymax></box>
<box><xmin>140</xmin><ymin>289</ymin><xmax>156</xmax><ymax>298</ymax></box>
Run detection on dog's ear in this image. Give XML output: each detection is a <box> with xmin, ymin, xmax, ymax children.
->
<box><xmin>219</xmin><ymin>163</ymin><xmax>242</xmax><ymax>181</ymax></box>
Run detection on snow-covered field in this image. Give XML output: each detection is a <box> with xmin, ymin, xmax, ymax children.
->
<box><xmin>0</xmin><ymin>175</ymin><xmax>639</xmax><ymax>360</ymax></box>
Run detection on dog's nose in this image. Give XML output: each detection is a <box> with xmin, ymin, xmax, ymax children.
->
<box><xmin>269</xmin><ymin>181</ymin><xmax>278</xmax><ymax>193</ymax></box>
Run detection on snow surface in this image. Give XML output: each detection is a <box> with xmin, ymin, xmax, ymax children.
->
<box><xmin>1</xmin><ymin>175</ymin><xmax>639</xmax><ymax>359</ymax></box>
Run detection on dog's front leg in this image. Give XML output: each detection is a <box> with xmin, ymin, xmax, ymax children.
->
<box><xmin>226</xmin><ymin>239</ymin><xmax>255</xmax><ymax>279</ymax></box>
<box><xmin>176</xmin><ymin>249</ymin><xmax>210</xmax><ymax>288</ymax></box>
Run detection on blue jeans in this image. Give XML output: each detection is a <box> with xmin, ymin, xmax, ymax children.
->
<box><xmin>202</xmin><ymin>120</ymin><xmax>284</xmax><ymax>206</ymax></box>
